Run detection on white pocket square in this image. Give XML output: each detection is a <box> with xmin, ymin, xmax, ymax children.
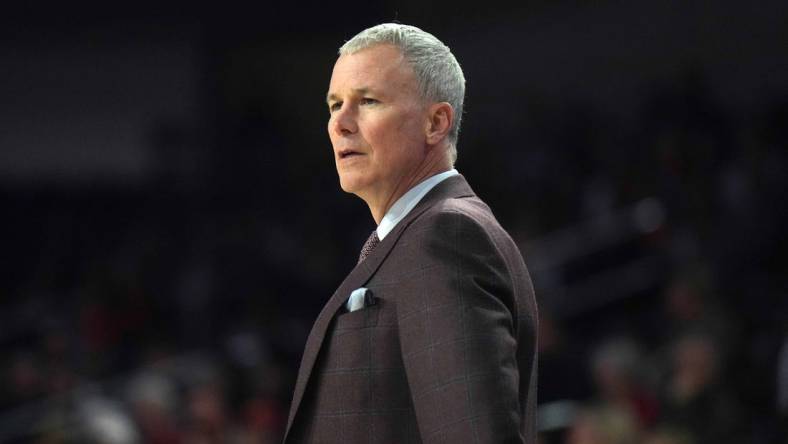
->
<box><xmin>346</xmin><ymin>287</ymin><xmax>376</xmax><ymax>312</ymax></box>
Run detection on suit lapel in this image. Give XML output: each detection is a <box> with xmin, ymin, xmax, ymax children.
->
<box><xmin>284</xmin><ymin>174</ymin><xmax>475</xmax><ymax>438</ymax></box>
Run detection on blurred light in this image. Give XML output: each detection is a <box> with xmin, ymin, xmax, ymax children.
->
<box><xmin>537</xmin><ymin>399</ymin><xmax>580</xmax><ymax>431</ymax></box>
<box><xmin>633</xmin><ymin>198</ymin><xmax>665</xmax><ymax>234</ymax></box>
<box><xmin>126</xmin><ymin>371</ymin><xmax>177</xmax><ymax>413</ymax></box>
<box><xmin>80</xmin><ymin>396</ymin><xmax>140</xmax><ymax>444</ymax></box>
<box><xmin>227</xmin><ymin>331</ymin><xmax>266</xmax><ymax>368</ymax></box>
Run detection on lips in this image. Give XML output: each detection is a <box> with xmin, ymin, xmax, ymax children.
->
<box><xmin>338</xmin><ymin>149</ymin><xmax>364</xmax><ymax>159</ymax></box>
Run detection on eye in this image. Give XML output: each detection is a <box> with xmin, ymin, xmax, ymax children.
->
<box><xmin>328</xmin><ymin>101</ymin><xmax>342</xmax><ymax>113</ymax></box>
<box><xmin>360</xmin><ymin>97</ymin><xmax>378</xmax><ymax>105</ymax></box>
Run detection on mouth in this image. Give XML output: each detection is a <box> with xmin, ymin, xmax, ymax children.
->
<box><xmin>338</xmin><ymin>149</ymin><xmax>364</xmax><ymax>159</ymax></box>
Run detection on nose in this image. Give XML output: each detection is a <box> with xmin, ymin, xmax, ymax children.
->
<box><xmin>329</xmin><ymin>105</ymin><xmax>357</xmax><ymax>137</ymax></box>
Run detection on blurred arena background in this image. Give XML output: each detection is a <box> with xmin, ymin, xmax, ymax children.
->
<box><xmin>1</xmin><ymin>1</ymin><xmax>787</xmax><ymax>443</ymax></box>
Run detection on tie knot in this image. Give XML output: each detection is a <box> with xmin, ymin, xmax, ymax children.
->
<box><xmin>358</xmin><ymin>230</ymin><xmax>380</xmax><ymax>264</ymax></box>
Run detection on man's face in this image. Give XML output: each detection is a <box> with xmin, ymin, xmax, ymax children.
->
<box><xmin>326</xmin><ymin>44</ymin><xmax>429</xmax><ymax>203</ymax></box>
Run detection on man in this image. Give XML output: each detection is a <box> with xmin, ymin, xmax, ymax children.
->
<box><xmin>285</xmin><ymin>23</ymin><xmax>538</xmax><ymax>443</ymax></box>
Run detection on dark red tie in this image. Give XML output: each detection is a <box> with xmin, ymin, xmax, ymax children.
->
<box><xmin>358</xmin><ymin>230</ymin><xmax>380</xmax><ymax>264</ymax></box>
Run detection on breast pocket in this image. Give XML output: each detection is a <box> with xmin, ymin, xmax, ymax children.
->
<box><xmin>323</xmin><ymin>303</ymin><xmax>383</xmax><ymax>372</ymax></box>
<box><xmin>333</xmin><ymin>303</ymin><xmax>381</xmax><ymax>330</ymax></box>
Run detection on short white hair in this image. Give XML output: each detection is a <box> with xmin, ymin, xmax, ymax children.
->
<box><xmin>339</xmin><ymin>23</ymin><xmax>465</xmax><ymax>164</ymax></box>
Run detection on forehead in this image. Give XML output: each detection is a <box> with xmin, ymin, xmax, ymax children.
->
<box><xmin>328</xmin><ymin>44</ymin><xmax>417</xmax><ymax>96</ymax></box>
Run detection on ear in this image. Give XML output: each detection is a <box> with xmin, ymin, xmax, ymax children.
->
<box><xmin>425</xmin><ymin>102</ymin><xmax>454</xmax><ymax>146</ymax></box>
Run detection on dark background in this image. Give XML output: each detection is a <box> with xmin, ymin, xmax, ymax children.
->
<box><xmin>2</xmin><ymin>1</ymin><xmax>787</xmax><ymax>443</ymax></box>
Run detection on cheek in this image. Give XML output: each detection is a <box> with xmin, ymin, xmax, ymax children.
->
<box><xmin>362</xmin><ymin>117</ymin><xmax>397</xmax><ymax>150</ymax></box>
<box><xmin>373</xmin><ymin>114</ymin><xmax>418</xmax><ymax>144</ymax></box>
<box><xmin>397</xmin><ymin>112</ymin><xmax>426</xmax><ymax>145</ymax></box>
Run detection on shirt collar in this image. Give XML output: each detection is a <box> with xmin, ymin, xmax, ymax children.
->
<box><xmin>376</xmin><ymin>169</ymin><xmax>459</xmax><ymax>240</ymax></box>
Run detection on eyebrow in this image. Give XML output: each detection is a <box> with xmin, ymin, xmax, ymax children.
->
<box><xmin>326</xmin><ymin>87</ymin><xmax>375</xmax><ymax>104</ymax></box>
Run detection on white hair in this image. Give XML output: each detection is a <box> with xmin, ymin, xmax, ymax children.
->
<box><xmin>339</xmin><ymin>23</ymin><xmax>466</xmax><ymax>165</ymax></box>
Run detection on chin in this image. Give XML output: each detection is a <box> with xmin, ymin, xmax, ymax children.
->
<box><xmin>337</xmin><ymin>172</ymin><xmax>370</xmax><ymax>196</ymax></box>
<box><xmin>338</xmin><ymin>174</ymin><xmax>360</xmax><ymax>194</ymax></box>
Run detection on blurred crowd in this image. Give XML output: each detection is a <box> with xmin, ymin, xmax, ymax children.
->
<box><xmin>533</xmin><ymin>81</ymin><xmax>788</xmax><ymax>443</ymax></box>
<box><xmin>2</xmin><ymin>75</ymin><xmax>786</xmax><ymax>444</ymax></box>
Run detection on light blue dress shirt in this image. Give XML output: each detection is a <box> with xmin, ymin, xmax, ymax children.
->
<box><xmin>376</xmin><ymin>169</ymin><xmax>459</xmax><ymax>240</ymax></box>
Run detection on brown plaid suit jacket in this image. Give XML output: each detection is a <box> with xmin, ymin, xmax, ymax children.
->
<box><xmin>284</xmin><ymin>175</ymin><xmax>538</xmax><ymax>443</ymax></box>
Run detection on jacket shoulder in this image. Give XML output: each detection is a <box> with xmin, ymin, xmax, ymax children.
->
<box><xmin>413</xmin><ymin>195</ymin><xmax>510</xmax><ymax>245</ymax></box>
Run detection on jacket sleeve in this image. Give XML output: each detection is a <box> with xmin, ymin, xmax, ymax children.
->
<box><xmin>395</xmin><ymin>209</ymin><xmax>527</xmax><ymax>444</ymax></box>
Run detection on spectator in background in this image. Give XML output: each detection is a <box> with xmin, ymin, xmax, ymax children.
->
<box><xmin>537</xmin><ymin>310</ymin><xmax>592</xmax><ymax>404</ymax></box>
<box><xmin>127</xmin><ymin>371</ymin><xmax>181</xmax><ymax>444</ymax></box>
<box><xmin>183</xmin><ymin>383</ymin><xmax>238</xmax><ymax>444</ymax></box>
<box><xmin>4</xmin><ymin>352</ymin><xmax>45</xmax><ymax>409</ymax></box>
<box><xmin>659</xmin><ymin>332</ymin><xmax>745</xmax><ymax>444</ymax></box>
<box><xmin>590</xmin><ymin>337</ymin><xmax>659</xmax><ymax>428</ymax></box>
<box><xmin>565</xmin><ymin>404</ymin><xmax>640</xmax><ymax>444</ymax></box>
<box><xmin>661</xmin><ymin>268</ymin><xmax>736</xmax><ymax>354</ymax></box>
<box><xmin>641</xmin><ymin>426</ymin><xmax>694</xmax><ymax>444</ymax></box>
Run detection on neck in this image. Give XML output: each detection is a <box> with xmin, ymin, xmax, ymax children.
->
<box><xmin>366</xmin><ymin>153</ymin><xmax>451</xmax><ymax>225</ymax></box>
